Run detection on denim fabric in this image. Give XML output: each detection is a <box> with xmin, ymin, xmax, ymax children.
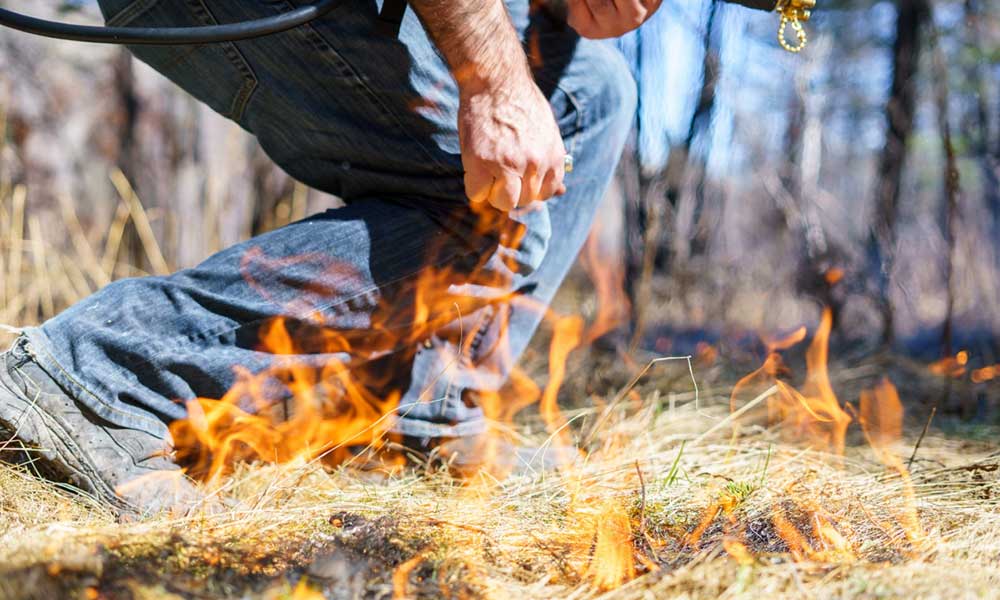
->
<box><xmin>23</xmin><ymin>0</ymin><xmax>636</xmax><ymax>439</ymax></box>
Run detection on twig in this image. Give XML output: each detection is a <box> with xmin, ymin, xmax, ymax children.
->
<box><xmin>526</xmin><ymin>529</ymin><xmax>574</xmax><ymax>581</ymax></box>
<box><xmin>908</xmin><ymin>405</ymin><xmax>936</xmax><ymax>470</ymax></box>
<box><xmin>690</xmin><ymin>385</ymin><xmax>778</xmax><ymax>447</ymax></box>
<box><xmin>634</xmin><ymin>460</ymin><xmax>647</xmax><ymax>538</ymax></box>
<box><xmin>582</xmin><ymin>355</ymin><xmax>698</xmax><ymax>448</ymax></box>
<box><xmin>424</xmin><ymin>517</ymin><xmax>488</xmax><ymax>536</ymax></box>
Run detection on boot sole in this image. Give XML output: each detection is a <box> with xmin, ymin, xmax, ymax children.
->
<box><xmin>0</xmin><ymin>376</ymin><xmax>134</xmax><ymax>514</ymax></box>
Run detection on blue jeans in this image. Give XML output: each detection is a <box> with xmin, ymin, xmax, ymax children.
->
<box><xmin>23</xmin><ymin>0</ymin><xmax>636</xmax><ymax>440</ymax></box>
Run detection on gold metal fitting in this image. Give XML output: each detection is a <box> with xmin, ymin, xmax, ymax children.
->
<box><xmin>775</xmin><ymin>0</ymin><xmax>815</xmax><ymax>53</ymax></box>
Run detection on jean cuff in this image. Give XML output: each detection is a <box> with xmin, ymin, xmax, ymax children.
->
<box><xmin>19</xmin><ymin>327</ymin><xmax>169</xmax><ymax>437</ymax></box>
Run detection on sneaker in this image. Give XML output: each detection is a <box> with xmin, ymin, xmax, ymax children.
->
<box><xmin>0</xmin><ymin>338</ymin><xmax>204</xmax><ymax>518</ymax></box>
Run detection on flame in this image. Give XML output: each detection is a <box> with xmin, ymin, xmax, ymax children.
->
<box><xmin>928</xmin><ymin>351</ymin><xmax>968</xmax><ymax>378</ymax></box>
<box><xmin>731</xmin><ymin>309</ymin><xmax>851</xmax><ymax>455</ymax></box>
<box><xmin>392</xmin><ymin>555</ymin><xmax>424</xmax><ymax>600</ymax></box>
<box><xmin>771</xmin><ymin>501</ymin><xmax>854</xmax><ymax>563</ymax></box>
<box><xmin>540</xmin><ymin>315</ymin><xmax>583</xmax><ymax>445</ymax></box>
<box><xmin>858</xmin><ymin>378</ymin><xmax>925</xmax><ymax>548</ymax></box>
<box><xmin>722</xmin><ymin>538</ymin><xmax>755</xmax><ymax>566</ymax></box>
<box><xmin>290</xmin><ymin>578</ymin><xmax>325</xmax><ymax>600</ymax></box>
<box><xmin>171</xmin><ymin>316</ymin><xmax>401</xmax><ymax>481</ymax></box>
<box><xmin>824</xmin><ymin>267</ymin><xmax>844</xmax><ymax>285</ymax></box>
<box><xmin>761</xmin><ymin>325</ymin><xmax>808</xmax><ymax>353</ymax></box>
<box><xmin>971</xmin><ymin>364</ymin><xmax>999</xmax><ymax>383</ymax></box>
<box><xmin>583</xmin><ymin>497</ymin><xmax>636</xmax><ymax>590</ymax></box>
<box><xmin>168</xmin><ymin>205</ymin><xmax>584</xmax><ymax>482</ymax></box>
<box><xmin>579</xmin><ymin>222</ymin><xmax>630</xmax><ymax>344</ymax></box>
<box><xmin>727</xmin><ymin>309</ymin><xmax>930</xmax><ymax>564</ymax></box>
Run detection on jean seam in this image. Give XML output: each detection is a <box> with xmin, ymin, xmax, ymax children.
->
<box><xmin>108</xmin><ymin>0</ymin><xmax>259</xmax><ymax>122</ymax></box>
<box><xmin>556</xmin><ymin>82</ymin><xmax>585</xmax><ymax>160</ymax></box>
<box><xmin>23</xmin><ymin>331</ymin><xmax>165</xmax><ymax>431</ymax></box>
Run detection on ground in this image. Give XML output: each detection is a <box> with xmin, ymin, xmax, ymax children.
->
<box><xmin>1</xmin><ymin>341</ymin><xmax>998</xmax><ymax>600</ymax></box>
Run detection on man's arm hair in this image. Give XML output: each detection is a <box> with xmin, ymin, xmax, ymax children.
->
<box><xmin>408</xmin><ymin>0</ymin><xmax>530</xmax><ymax>92</ymax></box>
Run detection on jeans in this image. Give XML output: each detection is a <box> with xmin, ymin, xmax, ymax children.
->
<box><xmin>22</xmin><ymin>0</ymin><xmax>636</xmax><ymax>440</ymax></box>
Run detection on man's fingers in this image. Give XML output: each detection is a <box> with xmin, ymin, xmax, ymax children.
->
<box><xmin>539</xmin><ymin>161</ymin><xmax>565</xmax><ymax>200</ymax></box>
<box><xmin>520</xmin><ymin>163</ymin><xmax>544</xmax><ymax>206</ymax></box>
<box><xmin>489</xmin><ymin>172</ymin><xmax>522</xmax><ymax>212</ymax></box>
<box><xmin>570</xmin><ymin>0</ymin><xmax>660</xmax><ymax>37</ymax></box>
<box><xmin>584</xmin><ymin>0</ymin><xmax>616</xmax><ymax>18</ymax></box>
<box><xmin>464</xmin><ymin>167</ymin><xmax>494</xmax><ymax>204</ymax></box>
<box><xmin>613</xmin><ymin>0</ymin><xmax>650</xmax><ymax>26</ymax></box>
<box><xmin>566</xmin><ymin>0</ymin><xmax>598</xmax><ymax>34</ymax></box>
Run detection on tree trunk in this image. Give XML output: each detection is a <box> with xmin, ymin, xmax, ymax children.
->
<box><xmin>112</xmin><ymin>49</ymin><xmax>144</xmax><ymax>275</ymax></box>
<box><xmin>665</xmin><ymin>0</ymin><xmax>721</xmax><ymax>263</ymax></box>
<box><xmin>962</xmin><ymin>0</ymin><xmax>1000</xmax><ymax>278</ymax></box>
<box><xmin>868</xmin><ymin>0</ymin><xmax>930</xmax><ymax>346</ymax></box>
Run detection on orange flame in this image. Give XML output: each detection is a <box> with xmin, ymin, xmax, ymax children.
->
<box><xmin>772</xmin><ymin>500</ymin><xmax>855</xmax><ymax>563</ymax></box>
<box><xmin>727</xmin><ymin>308</ymin><xmax>931</xmax><ymax>564</ymax></box>
<box><xmin>171</xmin><ymin>316</ymin><xmax>401</xmax><ymax>481</ymax></box>
<box><xmin>392</xmin><ymin>554</ymin><xmax>424</xmax><ymax>600</ymax></box>
<box><xmin>579</xmin><ymin>225</ymin><xmax>630</xmax><ymax>344</ymax></box>
<box><xmin>169</xmin><ymin>204</ymin><xmax>594</xmax><ymax>482</ymax></box>
<box><xmin>732</xmin><ymin>308</ymin><xmax>851</xmax><ymax>455</ymax></box>
<box><xmin>583</xmin><ymin>498</ymin><xmax>636</xmax><ymax>590</ymax></box>
<box><xmin>722</xmin><ymin>538</ymin><xmax>755</xmax><ymax>566</ymax></box>
<box><xmin>971</xmin><ymin>364</ymin><xmax>999</xmax><ymax>383</ymax></box>
<box><xmin>858</xmin><ymin>378</ymin><xmax>925</xmax><ymax>548</ymax></box>
<box><xmin>928</xmin><ymin>351</ymin><xmax>968</xmax><ymax>378</ymax></box>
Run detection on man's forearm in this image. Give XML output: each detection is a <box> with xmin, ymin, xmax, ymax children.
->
<box><xmin>411</xmin><ymin>0</ymin><xmax>567</xmax><ymax>210</ymax></box>
<box><xmin>409</xmin><ymin>0</ymin><xmax>530</xmax><ymax>92</ymax></box>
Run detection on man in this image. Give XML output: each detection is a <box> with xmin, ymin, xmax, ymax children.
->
<box><xmin>0</xmin><ymin>0</ymin><xmax>652</xmax><ymax>515</ymax></box>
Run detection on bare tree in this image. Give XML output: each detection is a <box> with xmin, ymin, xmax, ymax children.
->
<box><xmin>867</xmin><ymin>0</ymin><xmax>930</xmax><ymax>345</ymax></box>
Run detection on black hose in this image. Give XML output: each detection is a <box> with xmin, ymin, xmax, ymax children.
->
<box><xmin>0</xmin><ymin>0</ymin><xmax>341</xmax><ymax>45</ymax></box>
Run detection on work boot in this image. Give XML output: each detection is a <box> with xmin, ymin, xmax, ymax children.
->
<box><xmin>0</xmin><ymin>337</ymin><xmax>204</xmax><ymax>518</ymax></box>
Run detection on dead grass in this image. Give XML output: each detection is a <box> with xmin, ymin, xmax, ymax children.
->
<box><xmin>0</xmin><ymin>381</ymin><xmax>998</xmax><ymax>599</ymax></box>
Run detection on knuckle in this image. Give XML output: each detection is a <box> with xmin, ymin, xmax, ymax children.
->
<box><xmin>525</xmin><ymin>153</ymin><xmax>543</xmax><ymax>171</ymax></box>
<box><xmin>629</xmin><ymin>10</ymin><xmax>647</xmax><ymax>27</ymax></box>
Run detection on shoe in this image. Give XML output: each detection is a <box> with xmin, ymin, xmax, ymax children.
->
<box><xmin>0</xmin><ymin>338</ymin><xmax>204</xmax><ymax>518</ymax></box>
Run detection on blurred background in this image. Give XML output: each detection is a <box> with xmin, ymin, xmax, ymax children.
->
<box><xmin>0</xmin><ymin>0</ymin><xmax>998</xmax><ymax>412</ymax></box>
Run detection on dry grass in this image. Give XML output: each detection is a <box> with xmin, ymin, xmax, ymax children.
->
<box><xmin>1</xmin><ymin>376</ymin><xmax>998</xmax><ymax>599</ymax></box>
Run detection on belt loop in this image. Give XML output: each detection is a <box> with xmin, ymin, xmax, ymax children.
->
<box><xmin>377</xmin><ymin>0</ymin><xmax>407</xmax><ymax>37</ymax></box>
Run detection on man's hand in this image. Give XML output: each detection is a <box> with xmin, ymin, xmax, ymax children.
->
<box><xmin>410</xmin><ymin>0</ymin><xmax>567</xmax><ymax>211</ymax></box>
<box><xmin>459</xmin><ymin>74</ymin><xmax>566</xmax><ymax>212</ymax></box>
<box><xmin>566</xmin><ymin>0</ymin><xmax>663</xmax><ymax>39</ymax></box>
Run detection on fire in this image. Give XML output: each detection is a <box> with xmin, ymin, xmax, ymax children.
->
<box><xmin>392</xmin><ymin>555</ymin><xmax>424</xmax><ymax>600</ymax></box>
<box><xmin>772</xmin><ymin>499</ymin><xmax>855</xmax><ymax>563</ymax></box>
<box><xmin>731</xmin><ymin>308</ymin><xmax>851</xmax><ymax>455</ymax></box>
<box><xmin>290</xmin><ymin>578</ymin><xmax>325</xmax><ymax>600</ymax></box>
<box><xmin>724</xmin><ymin>308</ymin><xmax>926</xmax><ymax>563</ymax></box>
<box><xmin>928</xmin><ymin>350</ymin><xmax>968</xmax><ymax>378</ymax></box>
<box><xmin>169</xmin><ymin>206</ymin><xmax>553</xmax><ymax>482</ymax></box>
<box><xmin>971</xmin><ymin>364</ymin><xmax>1000</xmax><ymax>383</ymax></box>
<box><xmin>579</xmin><ymin>223</ymin><xmax>630</xmax><ymax>344</ymax></box>
<box><xmin>171</xmin><ymin>316</ymin><xmax>402</xmax><ymax>481</ymax></box>
<box><xmin>858</xmin><ymin>378</ymin><xmax>925</xmax><ymax>548</ymax></box>
<box><xmin>722</xmin><ymin>538</ymin><xmax>755</xmax><ymax>566</ymax></box>
<box><xmin>583</xmin><ymin>497</ymin><xmax>636</xmax><ymax>590</ymax></box>
<box><xmin>161</xmin><ymin>178</ymin><xmax>931</xmax><ymax>596</ymax></box>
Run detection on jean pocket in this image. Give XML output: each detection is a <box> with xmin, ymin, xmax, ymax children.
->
<box><xmin>100</xmin><ymin>0</ymin><xmax>259</xmax><ymax>122</ymax></box>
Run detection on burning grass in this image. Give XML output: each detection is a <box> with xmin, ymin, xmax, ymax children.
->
<box><xmin>1</xmin><ymin>372</ymin><xmax>998</xmax><ymax>599</ymax></box>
